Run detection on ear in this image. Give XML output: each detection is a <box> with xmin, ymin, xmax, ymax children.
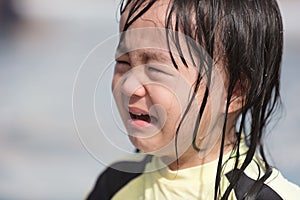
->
<box><xmin>227</xmin><ymin>79</ymin><xmax>247</xmax><ymax>114</ymax></box>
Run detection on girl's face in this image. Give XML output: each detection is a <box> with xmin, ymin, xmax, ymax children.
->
<box><xmin>112</xmin><ymin>2</ymin><xmax>226</xmax><ymax>161</ymax></box>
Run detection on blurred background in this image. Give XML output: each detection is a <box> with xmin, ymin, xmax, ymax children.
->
<box><xmin>0</xmin><ymin>0</ymin><xmax>299</xmax><ymax>199</ymax></box>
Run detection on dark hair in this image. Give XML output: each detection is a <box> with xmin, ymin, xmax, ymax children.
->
<box><xmin>119</xmin><ymin>0</ymin><xmax>283</xmax><ymax>199</ymax></box>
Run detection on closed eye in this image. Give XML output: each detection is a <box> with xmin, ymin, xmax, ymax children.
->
<box><xmin>115</xmin><ymin>60</ymin><xmax>130</xmax><ymax>65</ymax></box>
<box><xmin>146</xmin><ymin>66</ymin><xmax>165</xmax><ymax>74</ymax></box>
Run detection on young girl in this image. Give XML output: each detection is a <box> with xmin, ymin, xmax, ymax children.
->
<box><xmin>88</xmin><ymin>0</ymin><xmax>300</xmax><ymax>199</ymax></box>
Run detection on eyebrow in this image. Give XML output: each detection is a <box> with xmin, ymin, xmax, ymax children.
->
<box><xmin>115</xmin><ymin>40</ymin><xmax>170</xmax><ymax>63</ymax></box>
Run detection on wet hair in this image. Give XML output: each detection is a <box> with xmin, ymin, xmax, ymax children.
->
<box><xmin>119</xmin><ymin>0</ymin><xmax>283</xmax><ymax>199</ymax></box>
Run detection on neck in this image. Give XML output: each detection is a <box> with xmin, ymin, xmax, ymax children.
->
<box><xmin>166</xmin><ymin>128</ymin><xmax>236</xmax><ymax>171</ymax></box>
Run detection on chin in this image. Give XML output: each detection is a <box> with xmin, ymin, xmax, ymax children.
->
<box><xmin>129</xmin><ymin>136</ymin><xmax>155</xmax><ymax>153</ymax></box>
<box><xmin>129</xmin><ymin>135</ymin><xmax>178</xmax><ymax>159</ymax></box>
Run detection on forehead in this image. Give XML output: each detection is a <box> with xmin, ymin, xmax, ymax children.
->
<box><xmin>116</xmin><ymin>28</ymin><xmax>204</xmax><ymax>70</ymax></box>
<box><xmin>116</xmin><ymin>28</ymin><xmax>170</xmax><ymax>58</ymax></box>
<box><xmin>117</xmin><ymin>1</ymin><xmax>203</xmax><ymax>68</ymax></box>
<box><xmin>119</xmin><ymin>0</ymin><xmax>170</xmax><ymax>31</ymax></box>
<box><xmin>118</xmin><ymin>1</ymin><xmax>172</xmax><ymax>61</ymax></box>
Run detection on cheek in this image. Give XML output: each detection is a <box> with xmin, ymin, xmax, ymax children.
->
<box><xmin>147</xmin><ymin>86</ymin><xmax>186</xmax><ymax>131</ymax></box>
<box><xmin>111</xmin><ymin>73</ymin><xmax>120</xmax><ymax>92</ymax></box>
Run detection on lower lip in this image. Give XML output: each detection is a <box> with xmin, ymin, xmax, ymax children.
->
<box><xmin>128</xmin><ymin>119</ymin><xmax>154</xmax><ymax>128</ymax></box>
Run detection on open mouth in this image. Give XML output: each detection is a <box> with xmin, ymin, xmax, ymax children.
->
<box><xmin>130</xmin><ymin>112</ymin><xmax>151</xmax><ymax>123</ymax></box>
<box><xmin>129</xmin><ymin>111</ymin><xmax>158</xmax><ymax>127</ymax></box>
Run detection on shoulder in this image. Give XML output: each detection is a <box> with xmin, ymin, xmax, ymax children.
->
<box><xmin>226</xmin><ymin>167</ymin><xmax>300</xmax><ymax>200</ymax></box>
<box><xmin>86</xmin><ymin>154</ymin><xmax>152</xmax><ymax>200</ymax></box>
<box><xmin>265</xmin><ymin>168</ymin><xmax>300</xmax><ymax>200</ymax></box>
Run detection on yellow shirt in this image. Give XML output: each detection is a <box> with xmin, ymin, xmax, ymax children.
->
<box><xmin>111</xmin><ymin>145</ymin><xmax>300</xmax><ymax>200</ymax></box>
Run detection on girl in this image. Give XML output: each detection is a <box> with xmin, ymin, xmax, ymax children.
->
<box><xmin>88</xmin><ymin>0</ymin><xmax>300</xmax><ymax>199</ymax></box>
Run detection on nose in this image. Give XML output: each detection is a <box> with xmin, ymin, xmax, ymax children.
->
<box><xmin>121</xmin><ymin>72</ymin><xmax>147</xmax><ymax>98</ymax></box>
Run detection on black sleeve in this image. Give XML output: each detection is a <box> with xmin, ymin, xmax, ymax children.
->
<box><xmin>86</xmin><ymin>155</ymin><xmax>152</xmax><ymax>200</ymax></box>
<box><xmin>226</xmin><ymin>170</ymin><xmax>283</xmax><ymax>200</ymax></box>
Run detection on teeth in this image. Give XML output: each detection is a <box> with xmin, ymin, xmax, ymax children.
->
<box><xmin>133</xmin><ymin>113</ymin><xmax>146</xmax><ymax>116</ymax></box>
